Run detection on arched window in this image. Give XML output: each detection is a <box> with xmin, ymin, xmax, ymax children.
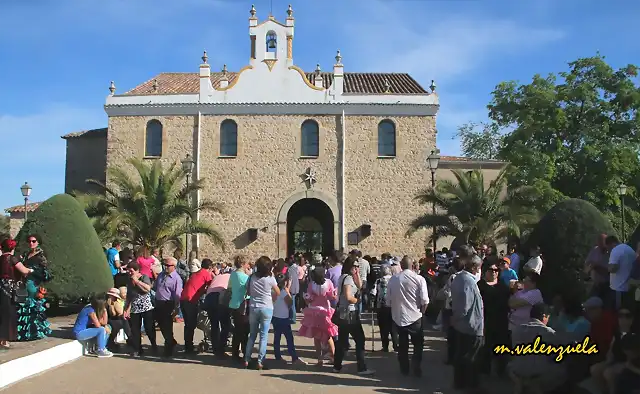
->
<box><xmin>220</xmin><ymin>119</ymin><xmax>238</xmax><ymax>157</ymax></box>
<box><xmin>301</xmin><ymin>120</ymin><xmax>319</xmax><ymax>157</ymax></box>
<box><xmin>377</xmin><ymin>120</ymin><xmax>396</xmax><ymax>157</ymax></box>
<box><xmin>145</xmin><ymin>120</ymin><xmax>163</xmax><ymax>157</ymax></box>
<box><xmin>266</xmin><ymin>31</ymin><xmax>277</xmax><ymax>53</ymax></box>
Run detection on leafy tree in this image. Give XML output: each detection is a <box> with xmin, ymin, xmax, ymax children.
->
<box><xmin>407</xmin><ymin>167</ymin><xmax>540</xmax><ymax>245</ymax></box>
<box><xmin>455</xmin><ymin>122</ymin><xmax>503</xmax><ymax>160</ymax></box>
<box><xmin>75</xmin><ymin>158</ymin><xmax>225</xmax><ymax>251</ymax></box>
<box><xmin>488</xmin><ymin>55</ymin><xmax>640</xmax><ymax>224</ymax></box>
<box><xmin>15</xmin><ymin>194</ymin><xmax>113</xmax><ymax>300</ymax></box>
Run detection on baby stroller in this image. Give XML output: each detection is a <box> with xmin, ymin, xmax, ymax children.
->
<box><xmin>196</xmin><ymin>295</ymin><xmax>212</xmax><ymax>353</ymax></box>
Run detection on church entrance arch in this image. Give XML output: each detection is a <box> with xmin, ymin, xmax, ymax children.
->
<box><xmin>286</xmin><ymin>198</ymin><xmax>334</xmax><ymax>256</ymax></box>
<box><xmin>276</xmin><ymin>190</ymin><xmax>339</xmax><ymax>258</ymax></box>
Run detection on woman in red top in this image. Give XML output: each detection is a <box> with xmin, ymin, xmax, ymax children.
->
<box><xmin>0</xmin><ymin>238</ymin><xmax>32</xmax><ymax>348</ymax></box>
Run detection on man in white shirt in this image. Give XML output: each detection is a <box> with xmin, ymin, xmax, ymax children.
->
<box><xmin>287</xmin><ymin>255</ymin><xmax>302</xmax><ymax>319</ymax></box>
<box><xmin>524</xmin><ymin>245</ymin><xmax>543</xmax><ymax>275</ymax></box>
<box><xmin>606</xmin><ymin>235</ymin><xmax>635</xmax><ymax>310</ymax></box>
<box><xmin>387</xmin><ymin>256</ymin><xmax>429</xmax><ymax>377</ymax></box>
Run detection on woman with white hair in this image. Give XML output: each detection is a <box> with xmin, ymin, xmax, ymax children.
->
<box><xmin>371</xmin><ymin>264</ymin><xmax>396</xmax><ymax>352</ymax></box>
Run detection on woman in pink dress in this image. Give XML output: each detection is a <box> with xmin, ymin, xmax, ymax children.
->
<box><xmin>298</xmin><ymin>267</ymin><xmax>338</xmax><ymax>366</ymax></box>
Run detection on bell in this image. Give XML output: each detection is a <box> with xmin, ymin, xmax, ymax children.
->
<box><xmin>267</xmin><ymin>39</ymin><xmax>277</xmax><ymax>49</ymax></box>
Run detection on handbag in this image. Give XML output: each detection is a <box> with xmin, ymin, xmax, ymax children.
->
<box><xmin>13</xmin><ymin>282</ymin><xmax>28</xmax><ymax>304</ymax></box>
<box><xmin>331</xmin><ymin>275</ymin><xmax>357</xmax><ymax>326</ymax></box>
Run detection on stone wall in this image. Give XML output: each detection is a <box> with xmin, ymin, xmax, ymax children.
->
<box><xmin>9</xmin><ymin>217</ymin><xmax>24</xmax><ymax>239</ymax></box>
<box><xmin>104</xmin><ymin>113</ymin><xmax>505</xmax><ymax>261</ymax></box>
<box><xmin>64</xmin><ymin>133</ymin><xmax>108</xmax><ymax>195</ymax></box>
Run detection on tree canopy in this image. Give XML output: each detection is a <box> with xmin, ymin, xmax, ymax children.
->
<box><xmin>465</xmin><ymin>55</ymin><xmax>640</xmax><ymax>236</ymax></box>
<box><xmin>75</xmin><ymin>158</ymin><xmax>225</xmax><ymax>251</ymax></box>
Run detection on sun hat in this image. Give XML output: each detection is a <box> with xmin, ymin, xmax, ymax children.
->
<box><xmin>107</xmin><ymin>288</ymin><xmax>122</xmax><ymax>300</ymax></box>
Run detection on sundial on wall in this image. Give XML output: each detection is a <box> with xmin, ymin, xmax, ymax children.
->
<box><xmin>302</xmin><ymin>167</ymin><xmax>317</xmax><ymax>189</ymax></box>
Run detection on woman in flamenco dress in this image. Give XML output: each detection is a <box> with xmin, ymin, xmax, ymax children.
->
<box><xmin>16</xmin><ymin>234</ymin><xmax>52</xmax><ymax>341</ymax></box>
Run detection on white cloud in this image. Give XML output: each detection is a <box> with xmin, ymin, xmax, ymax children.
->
<box><xmin>0</xmin><ymin>104</ymin><xmax>106</xmax><ymax>209</ymax></box>
<box><xmin>344</xmin><ymin>4</ymin><xmax>564</xmax><ymax>84</ymax></box>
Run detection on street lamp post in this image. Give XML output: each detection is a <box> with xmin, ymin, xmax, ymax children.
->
<box><xmin>181</xmin><ymin>154</ymin><xmax>195</xmax><ymax>255</ymax></box>
<box><xmin>618</xmin><ymin>183</ymin><xmax>628</xmax><ymax>242</ymax></box>
<box><xmin>427</xmin><ymin>149</ymin><xmax>441</xmax><ymax>252</ymax></box>
<box><xmin>20</xmin><ymin>182</ymin><xmax>32</xmax><ymax>221</ymax></box>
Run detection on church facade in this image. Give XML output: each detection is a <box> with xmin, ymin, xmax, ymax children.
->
<box><xmin>62</xmin><ymin>6</ymin><xmax>504</xmax><ymax>259</ymax></box>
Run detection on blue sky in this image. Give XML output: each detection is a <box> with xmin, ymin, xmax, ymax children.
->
<box><xmin>1</xmin><ymin>0</ymin><xmax>639</xmax><ymax>211</ymax></box>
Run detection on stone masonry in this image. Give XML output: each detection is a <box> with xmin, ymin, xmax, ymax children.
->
<box><xmin>100</xmin><ymin>113</ymin><xmax>504</xmax><ymax>260</ymax></box>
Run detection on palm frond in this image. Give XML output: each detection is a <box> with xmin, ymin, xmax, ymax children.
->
<box><xmin>75</xmin><ymin>158</ymin><xmax>225</xmax><ymax>250</ymax></box>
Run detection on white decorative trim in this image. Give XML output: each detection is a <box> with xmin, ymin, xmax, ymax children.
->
<box><xmin>106</xmin><ymin>93</ymin><xmax>439</xmax><ymax>107</ymax></box>
<box><xmin>0</xmin><ymin>340</ymin><xmax>84</xmax><ymax>388</ymax></box>
<box><xmin>104</xmin><ymin>103</ymin><xmax>439</xmax><ymax>117</ymax></box>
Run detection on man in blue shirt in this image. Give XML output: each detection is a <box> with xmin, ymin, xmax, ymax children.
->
<box><xmin>499</xmin><ymin>256</ymin><xmax>518</xmax><ymax>287</ymax></box>
<box><xmin>105</xmin><ymin>241</ymin><xmax>122</xmax><ymax>278</ymax></box>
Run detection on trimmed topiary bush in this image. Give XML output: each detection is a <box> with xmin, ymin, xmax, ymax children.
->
<box><xmin>16</xmin><ymin>193</ymin><xmax>113</xmax><ymax>301</ymax></box>
<box><xmin>526</xmin><ymin>198</ymin><xmax>616</xmax><ymax>301</ymax></box>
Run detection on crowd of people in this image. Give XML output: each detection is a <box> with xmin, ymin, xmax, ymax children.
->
<box><xmin>3</xmin><ymin>233</ymin><xmax>640</xmax><ymax>394</ymax></box>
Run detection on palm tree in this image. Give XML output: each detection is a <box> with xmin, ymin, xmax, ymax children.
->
<box><xmin>407</xmin><ymin>167</ymin><xmax>539</xmax><ymax>246</ymax></box>
<box><xmin>75</xmin><ymin>158</ymin><xmax>225</xmax><ymax>250</ymax></box>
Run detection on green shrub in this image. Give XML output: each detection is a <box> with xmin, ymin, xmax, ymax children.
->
<box><xmin>16</xmin><ymin>194</ymin><xmax>113</xmax><ymax>300</ymax></box>
<box><xmin>526</xmin><ymin>198</ymin><xmax>616</xmax><ymax>301</ymax></box>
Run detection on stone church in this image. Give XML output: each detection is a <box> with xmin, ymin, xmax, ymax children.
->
<box><xmin>60</xmin><ymin>5</ymin><xmax>504</xmax><ymax>259</ymax></box>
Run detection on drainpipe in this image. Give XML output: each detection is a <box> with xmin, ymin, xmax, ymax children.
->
<box><xmin>194</xmin><ymin>111</ymin><xmax>202</xmax><ymax>250</ymax></box>
<box><xmin>340</xmin><ymin>109</ymin><xmax>346</xmax><ymax>251</ymax></box>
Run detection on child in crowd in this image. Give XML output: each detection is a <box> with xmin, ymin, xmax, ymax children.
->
<box><xmin>298</xmin><ymin>267</ymin><xmax>338</xmax><ymax>366</ymax></box>
<box><xmin>272</xmin><ymin>274</ymin><xmax>305</xmax><ymax>365</ymax></box>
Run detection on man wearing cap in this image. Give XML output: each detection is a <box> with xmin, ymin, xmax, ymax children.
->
<box><xmin>154</xmin><ymin>257</ymin><xmax>183</xmax><ymax>356</ymax></box>
<box><xmin>508</xmin><ymin>303</ymin><xmax>566</xmax><ymax>394</ymax></box>
<box><xmin>499</xmin><ymin>256</ymin><xmax>518</xmax><ymax>287</ymax></box>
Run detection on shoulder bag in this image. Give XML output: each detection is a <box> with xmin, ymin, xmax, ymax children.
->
<box><xmin>331</xmin><ymin>275</ymin><xmax>358</xmax><ymax>326</ymax></box>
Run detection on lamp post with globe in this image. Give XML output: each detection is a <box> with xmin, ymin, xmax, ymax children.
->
<box><xmin>427</xmin><ymin>150</ymin><xmax>441</xmax><ymax>252</ymax></box>
<box><xmin>617</xmin><ymin>183</ymin><xmax>627</xmax><ymax>242</ymax></box>
<box><xmin>20</xmin><ymin>182</ymin><xmax>32</xmax><ymax>221</ymax></box>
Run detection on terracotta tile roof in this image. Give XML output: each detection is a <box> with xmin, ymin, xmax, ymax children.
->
<box><xmin>123</xmin><ymin>71</ymin><xmax>428</xmax><ymax>96</ymax></box>
<box><xmin>441</xmin><ymin>156</ymin><xmax>471</xmax><ymax>162</ymax></box>
<box><xmin>61</xmin><ymin>128</ymin><xmax>107</xmax><ymax>139</ymax></box>
<box><xmin>5</xmin><ymin>202</ymin><xmax>41</xmax><ymax>214</ymax></box>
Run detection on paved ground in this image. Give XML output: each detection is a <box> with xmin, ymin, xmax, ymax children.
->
<box><xmin>4</xmin><ymin>313</ymin><xmax>512</xmax><ymax>394</ymax></box>
<box><xmin>0</xmin><ymin>315</ymin><xmax>76</xmax><ymax>364</ymax></box>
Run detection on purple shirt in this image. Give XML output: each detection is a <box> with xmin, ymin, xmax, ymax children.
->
<box><xmin>154</xmin><ymin>270</ymin><xmax>183</xmax><ymax>302</ymax></box>
<box><xmin>326</xmin><ymin>264</ymin><xmax>342</xmax><ymax>307</ymax></box>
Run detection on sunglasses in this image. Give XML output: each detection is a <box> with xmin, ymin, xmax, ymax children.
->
<box><xmin>619</xmin><ymin>312</ymin><xmax>633</xmax><ymax>318</ymax></box>
<box><xmin>488</xmin><ymin>268</ymin><xmax>500</xmax><ymax>272</ymax></box>
<box><xmin>28</xmin><ymin>240</ymin><xmax>38</xmax><ymax>244</ymax></box>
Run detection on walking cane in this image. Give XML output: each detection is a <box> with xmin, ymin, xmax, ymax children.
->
<box><xmin>370</xmin><ymin>309</ymin><xmax>375</xmax><ymax>352</ymax></box>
